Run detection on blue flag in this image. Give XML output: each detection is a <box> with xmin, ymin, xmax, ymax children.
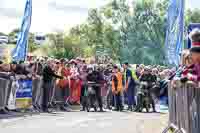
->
<box><xmin>12</xmin><ymin>0</ymin><xmax>32</xmax><ymax>62</ymax></box>
<box><xmin>165</xmin><ymin>0</ymin><xmax>184</xmax><ymax>66</ymax></box>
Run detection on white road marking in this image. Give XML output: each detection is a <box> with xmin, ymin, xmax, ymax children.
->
<box><xmin>1</xmin><ymin>117</ymin><xmax>24</xmax><ymax>123</ymax></box>
<box><xmin>97</xmin><ymin>122</ymin><xmax>113</xmax><ymax>128</ymax></box>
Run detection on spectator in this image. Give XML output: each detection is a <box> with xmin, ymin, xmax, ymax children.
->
<box><xmin>123</xmin><ymin>62</ymin><xmax>136</xmax><ymax>111</ymax></box>
<box><xmin>42</xmin><ymin>60</ymin><xmax>63</xmax><ymax>112</ymax></box>
<box><xmin>56</xmin><ymin>59</ymin><xmax>71</xmax><ymax>111</ymax></box>
<box><xmin>184</xmin><ymin>28</ymin><xmax>200</xmax><ymax>82</ymax></box>
<box><xmin>112</xmin><ymin>65</ymin><xmax>123</xmax><ymax>111</ymax></box>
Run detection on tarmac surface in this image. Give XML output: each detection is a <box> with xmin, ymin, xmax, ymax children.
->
<box><xmin>0</xmin><ymin>110</ymin><xmax>168</xmax><ymax>133</ymax></box>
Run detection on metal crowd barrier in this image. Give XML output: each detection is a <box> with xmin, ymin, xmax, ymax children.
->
<box><xmin>32</xmin><ymin>77</ymin><xmax>43</xmax><ymax>108</ymax></box>
<box><xmin>0</xmin><ymin>72</ymin><xmax>72</xmax><ymax>112</ymax></box>
<box><xmin>0</xmin><ymin>72</ymin><xmax>43</xmax><ymax>111</ymax></box>
<box><xmin>163</xmin><ymin>80</ymin><xmax>200</xmax><ymax>133</ymax></box>
<box><xmin>0</xmin><ymin>77</ymin><xmax>11</xmax><ymax>110</ymax></box>
<box><xmin>0</xmin><ymin>72</ymin><xmax>13</xmax><ymax>110</ymax></box>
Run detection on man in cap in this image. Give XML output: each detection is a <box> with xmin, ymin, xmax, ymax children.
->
<box><xmin>42</xmin><ymin>60</ymin><xmax>63</xmax><ymax>112</ymax></box>
<box><xmin>123</xmin><ymin>62</ymin><xmax>136</xmax><ymax>111</ymax></box>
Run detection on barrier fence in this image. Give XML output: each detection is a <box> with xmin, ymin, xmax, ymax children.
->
<box><xmin>163</xmin><ymin>80</ymin><xmax>200</xmax><ymax>133</ymax></box>
<box><xmin>0</xmin><ymin>72</ymin><xmax>54</xmax><ymax>111</ymax></box>
<box><xmin>0</xmin><ymin>78</ymin><xmax>10</xmax><ymax>110</ymax></box>
<box><xmin>0</xmin><ymin>72</ymin><xmax>108</xmax><ymax>112</ymax></box>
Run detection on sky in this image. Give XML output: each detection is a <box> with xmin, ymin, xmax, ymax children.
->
<box><xmin>0</xmin><ymin>0</ymin><xmax>199</xmax><ymax>34</ymax></box>
<box><xmin>0</xmin><ymin>0</ymin><xmax>107</xmax><ymax>33</ymax></box>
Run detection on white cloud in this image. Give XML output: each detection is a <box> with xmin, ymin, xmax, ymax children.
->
<box><xmin>0</xmin><ymin>0</ymin><xmax>107</xmax><ymax>34</ymax></box>
<box><xmin>0</xmin><ymin>0</ymin><xmax>198</xmax><ymax>34</ymax></box>
<box><xmin>186</xmin><ymin>0</ymin><xmax>200</xmax><ymax>10</ymax></box>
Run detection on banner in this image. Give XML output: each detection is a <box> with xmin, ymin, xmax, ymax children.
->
<box><xmin>16</xmin><ymin>80</ymin><xmax>32</xmax><ymax>109</ymax></box>
<box><xmin>165</xmin><ymin>0</ymin><xmax>184</xmax><ymax>66</ymax></box>
<box><xmin>12</xmin><ymin>0</ymin><xmax>32</xmax><ymax>61</ymax></box>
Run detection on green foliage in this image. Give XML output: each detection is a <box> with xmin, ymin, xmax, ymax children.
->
<box><xmin>186</xmin><ymin>9</ymin><xmax>200</xmax><ymax>25</ymax></box>
<box><xmin>46</xmin><ymin>33</ymin><xmax>76</xmax><ymax>59</ymax></box>
<box><xmin>0</xmin><ymin>32</ymin><xmax>7</xmax><ymax>36</ymax></box>
<box><xmin>103</xmin><ymin>0</ymin><xmax>168</xmax><ymax>65</ymax></box>
<box><xmin>10</xmin><ymin>0</ymin><xmax>199</xmax><ymax>64</ymax></box>
<box><xmin>184</xmin><ymin>9</ymin><xmax>200</xmax><ymax>48</ymax></box>
<box><xmin>8</xmin><ymin>28</ymin><xmax>20</xmax><ymax>37</ymax></box>
<box><xmin>28</xmin><ymin>33</ymin><xmax>38</xmax><ymax>52</ymax></box>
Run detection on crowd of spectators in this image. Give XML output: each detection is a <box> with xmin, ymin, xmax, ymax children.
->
<box><xmin>0</xmin><ymin>56</ymin><xmax>174</xmax><ymax>114</ymax></box>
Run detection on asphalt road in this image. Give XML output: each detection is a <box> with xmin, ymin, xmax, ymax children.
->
<box><xmin>0</xmin><ymin>110</ymin><xmax>168</xmax><ymax>133</ymax></box>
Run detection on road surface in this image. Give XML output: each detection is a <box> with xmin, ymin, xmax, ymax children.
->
<box><xmin>0</xmin><ymin>111</ymin><xmax>168</xmax><ymax>133</ymax></box>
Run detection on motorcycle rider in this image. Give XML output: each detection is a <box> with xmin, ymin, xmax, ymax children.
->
<box><xmin>137</xmin><ymin>67</ymin><xmax>157</xmax><ymax>112</ymax></box>
<box><xmin>87</xmin><ymin>66</ymin><xmax>104</xmax><ymax>112</ymax></box>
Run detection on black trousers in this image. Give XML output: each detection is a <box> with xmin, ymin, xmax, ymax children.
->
<box><xmin>81</xmin><ymin>84</ymin><xmax>87</xmax><ymax>108</ymax></box>
<box><xmin>114</xmin><ymin>93</ymin><xmax>122</xmax><ymax>110</ymax></box>
<box><xmin>42</xmin><ymin>81</ymin><xmax>53</xmax><ymax>110</ymax></box>
<box><xmin>135</xmin><ymin>94</ymin><xmax>143</xmax><ymax>111</ymax></box>
<box><xmin>135</xmin><ymin>92</ymin><xmax>156</xmax><ymax>112</ymax></box>
<box><xmin>149</xmin><ymin>93</ymin><xmax>156</xmax><ymax>111</ymax></box>
<box><xmin>94</xmin><ymin>86</ymin><xmax>103</xmax><ymax>109</ymax></box>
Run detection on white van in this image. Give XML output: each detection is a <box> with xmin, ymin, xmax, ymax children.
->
<box><xmin>0</xmin><ymin>36</ymin><xmax>9</xmax><ymax>44</ymax></box>
<box><xmin>34</xmin><ymin>33</ymin><xmax>46</xmax><ymax>45</ymax></box>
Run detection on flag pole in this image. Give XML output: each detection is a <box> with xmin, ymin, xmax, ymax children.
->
<box><xmin>12</xmin><ymin>0</ymin><xmax>32</xmax><ymax>62</ymax></box>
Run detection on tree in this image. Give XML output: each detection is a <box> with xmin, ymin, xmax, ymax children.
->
<box><xmin>8</xmin><ymin>28</ymin><xmax>20</xmax><ymax>37</ymax></box>
<box><xmin>28</xmin><ymin>33</ymin><xmax>38</xmax><ymax>53</ymax></box>
<box><xmin>0</xmin><ymin>32</ymin><xmax>6</xmax><ymax>36</ymax></box>
<box><xmin>46</xmin><ymin>33</ymin><xmax>71</xmax><ymax>59</ymax></box>
<box><xmin>101</xmin><ymin>0</ymin><xmax>168</xmax><ymax>65</ymax></box>
<box><xmin>185</xmin><ymin>9</ymin><xmax>200</xmax><ymax>25</ymax></box>
<box><xmin>183</xmin><ymin>9</ymin><xmax>200</xmax><ymax>48</ymax></box>
<box><xmin>125</xmin><ymin>0</ymin><xmax>168</xmax><ymax>65</ymax></box>
<box><xmin>87</xmin><ymin>9</ymin><xmax>105</xmax><ymax>59</ymax></box>
<box><xmin>8</xmin><ymin>0</ymin><xmax>176</xmax><ymax>64</ymax></box>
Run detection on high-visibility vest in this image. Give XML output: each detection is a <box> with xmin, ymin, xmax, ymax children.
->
<box><xmin>124</xmin><ymin>68</ymin><xmax>138</xmax><ymax>82</ymax></box>
<box><xmin>131</xmin><ymin>69</ymin><xmax>138</xmax><ymax>81</ymax></box>
<box><xmin>112</xmin><ymin>72</ymin><xmax>123</xmax><ymax>93</ymax></box>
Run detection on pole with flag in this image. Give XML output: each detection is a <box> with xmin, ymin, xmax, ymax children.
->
<box><xmin>12</xmin><ymin>0</ymin><xmax>32</xmax><ymax>62</ymax></box>
<box><xmin>164</xmin><ymin>0</ymin><xmax>185</xmax><ymax>66</ymax></box>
